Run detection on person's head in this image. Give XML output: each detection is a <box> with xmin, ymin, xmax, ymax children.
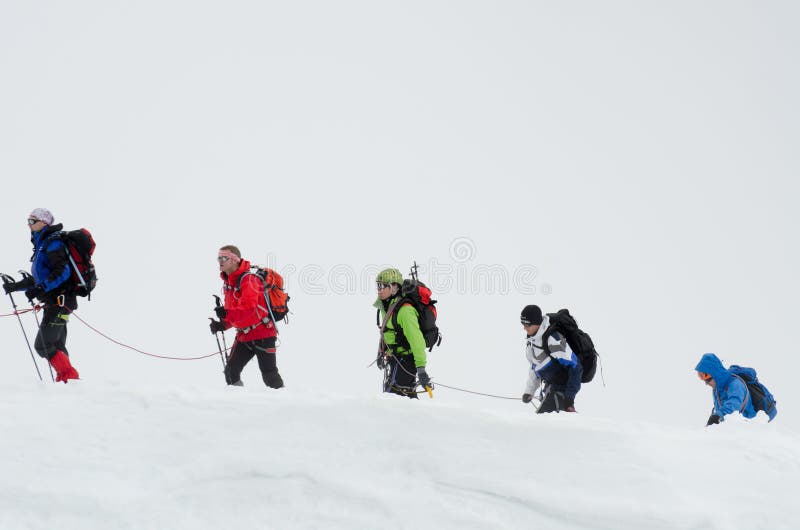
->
<box><xmin>28</xmin><ymin>208</ymin><xmax>54</xmax><ymax>233</ymax></box>
<box><xmin>218</xmin><ymin>245</ymin><xmax>242</xmax><ymax>275</ymax></box>
<box><xmin>695</xmin><ymin>353</ymin><xmax>727</xmax><ymax>389</ymax></box>
<box><xmin>520</xmin><ymin>305</ymin><xmax>543</xmax><ymax>336</ymax></box>
<box><xmin>376</xmin><ymin>268</ymin><xmax>402</xmax><ymax>300</ymax></box>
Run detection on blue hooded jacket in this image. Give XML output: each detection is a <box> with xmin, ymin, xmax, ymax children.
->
<box><xmin>695</xmin><ymin>353</ymin><xmax>757</xmax><ymax>420</ymax></box>
<box><xmin>30</xmin><ymin>223</ymin><xmax>72</xmax><ymax>293</ymax></box>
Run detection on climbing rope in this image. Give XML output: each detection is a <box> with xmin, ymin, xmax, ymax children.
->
<box><xmin>384</xmin><ymin>354</ymin><xmax>520</xmax><ymax>401</ymax></box>
<box><xmin>70</xmin><ymin>311</ymin><xmax>223</xmax><ymax>361</ymax></box>
<box><xmin>0</xmin><ymin>308</ymin><xmax>35</xmax><ymax>318</ymax></box>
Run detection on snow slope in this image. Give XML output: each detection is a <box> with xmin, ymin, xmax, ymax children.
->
<box><xmin>1</xmin><ymin>381</ymin><xmax>796</xmax><ymax>530</ymax></box>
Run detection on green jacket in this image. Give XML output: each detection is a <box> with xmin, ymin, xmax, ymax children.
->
<box><xmin>374</xmin><ymin>295</ymin><xmax>427</xmax><ymax>368</ymax></box>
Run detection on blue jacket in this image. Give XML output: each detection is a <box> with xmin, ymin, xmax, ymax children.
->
<box><xmin>30</xmin><ymin>223</ymin><xmax>71</xmax><ymax>293</ymax></box>
<box><xmin>695</xmin><ymin>353</ymin><xmax>757</xmax><ymax>420</ymax></box>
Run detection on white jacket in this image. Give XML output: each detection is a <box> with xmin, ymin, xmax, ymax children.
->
<box><xmin>523</xmin><ymin>315</ymin><xmax>572</xmax><ymax>395</ymax></box>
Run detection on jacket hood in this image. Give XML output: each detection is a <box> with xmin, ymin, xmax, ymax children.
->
<box><xmin>31</xmin><ymin>223</ymin><xmax>64</xmax><ymax>245</ymax></box>
<box><xmin>695</xmin><ymin>353</ymin><xmax>732</xmax><ymax>386</ymax></box>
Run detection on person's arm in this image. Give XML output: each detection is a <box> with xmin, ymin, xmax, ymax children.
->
<box><xmin>717</xmin><ymin>377</ymin><xmax>747</xmax><ymax>417</ymax></box>
<box><xmin>396</xmin><ymin>304</ymin><xmax>427</xmax><ymax>368</ymax></box>
<box><xmin>224</xmin><ymin>275</ymin><xmax>268</xmax><ymax>329</ymax></box>
<box><xmin>42</xmin><ymin>239</ymin><xmax>71</xmax><ymax>292</ymax></box>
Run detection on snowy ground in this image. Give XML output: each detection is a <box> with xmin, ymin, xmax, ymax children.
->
<box><xmin>1</xmin><ymin>380</ymin><xmax>797</xmax><ymax>530</ymax></box>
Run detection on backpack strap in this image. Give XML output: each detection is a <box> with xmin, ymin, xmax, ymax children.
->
<box><xmin>378</xmin><ymin>300</ymin><xmax>402</xmax><ymax>354</ymax></box>
<box><xmin>231</xmin><ymin>271</ymin><xmax>278</xmax><ymax>335</ymax></box>
<box><xmin>390</xmin><ymin>300</ymin><xmax>415</xmax><ymax>351</ymax></box>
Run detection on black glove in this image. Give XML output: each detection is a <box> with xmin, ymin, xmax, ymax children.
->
<box><xmin>416</xmin><ymin>367</ymin><xmax>432</xmax><ymax>389</ymax></box>
<box><xmin>522</xmin><ymin>393</ymin><xmax>533</xmax><ymax>403</ymax></box>
<box><xmin>376</xmin><ymin>352</ymin><xmax>387</xmax><ymax>370</ymax></box>
<box><xmin>2</xmin><ymin>281</ymin><xmax>18</xmax><ymax>295</ymax></box>
<box><xmin>209</xmin><ymin>319</ymin><xmax>226</xmax><ymax>334</ymax></box>
<box><xmin>214</xmin><ymin>305</ymin><xmax>227</xmax><ymax>319</ymax></box>
<box><xmin>706</xmin><ymin>414</ymin><xmax>721</xmax><ymax>426</ymax></box>
<box><xmin>25</xmin><ymin>285</ymin><xmax>45</xmax><ymax>302</ymax></box>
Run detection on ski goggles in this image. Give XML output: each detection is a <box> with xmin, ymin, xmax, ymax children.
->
<box><xmin>217</xmin><ymin>256</ymin><xmax>231</xmax><ymax>263</ymax></box>
<box><xmin>376</xmin><ymin>282</ymin><xmax>392</xmax><ymax>290</ymax></box>
<box><xmin>27</xmin><ymin>218</ymin><xmax>40</xmax><ymax>225</ymax></box>
<box><xmin>697</xmin><ymin>371</ymin><xmax>713</xmax><ymax>383</ymax></box>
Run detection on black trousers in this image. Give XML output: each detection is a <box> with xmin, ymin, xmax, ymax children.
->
<box><xmin>34</xmin><ymin>306</ymin><xmax>71</xmax><ymax>360</ymax></box>
<box><xmin>224</xmin><ymin>337</ymin><xmax>283</xmax><ymax>388</ymax></box>
<box><xmin>384</xmin><ymin>353</ymin><xmax>418</xmax><ymax>399</ymax></box>
<box><xmin>537</xmin><ymin>387</ymin><xmax>569</xmax><ymax>414</ymax></box>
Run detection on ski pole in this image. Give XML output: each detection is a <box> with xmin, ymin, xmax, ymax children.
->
<box><xmin>212</xmin><ymin>295</ymin><xmax>228</xmax><ymax>367</ymax></box>
<box><xmin>19</xmin><ymin>272</ymin><xmax>54</xmax><ymax>381</ymax></box>
<box><xmin>1</xmin><ymin>273</ymin><xmax>43</xmax><ymax>381</ymax></box>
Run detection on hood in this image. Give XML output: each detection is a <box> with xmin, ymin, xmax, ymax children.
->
<box><xmin>695</xmin><ymin>353</ymin><xmax>732</xmax><ymax>386</ymax></box>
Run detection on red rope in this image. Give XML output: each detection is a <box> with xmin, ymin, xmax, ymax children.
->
<box><xmin>0</xmin><ymin>308</ymin><xmax>35</xmax><ymax>317</ymax></box>
<box><xmin>71</xmin><ymin>311</ymin><xmax>224</xmax><ymax>361</ymax></box>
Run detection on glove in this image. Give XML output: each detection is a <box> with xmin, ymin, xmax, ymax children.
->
<box><xmin>209</xmin><ymin>319</ymin><xmax>226</xmax><ymax>334</ymax></box>
<box><xmin>376</xmin><ymin>352</ymin><xmax>387</xmax><ymax>370</ymax></box>
<box><xmin>706</xmin><ymin>414</ymin><xmax>721</xmax><ymax>426</ymax></box>
<box><xmin>416</xmin><ymin>367</ymin><xmax>432</xmax><ymax>389</ymax></box>
<box><xmin>3</xmin><ymin>281</ymin><xmax>18</xmax><ymax>295</ymax></box>
<box><xmin>25</xmin><ymin>285</ymin><xmax>45</xmax><ymax>302</ymax></box>
<box><xmin>214</xmin><ymin>305</ymin><xmax>227</xmax><ymax>319</ymax></box>
<box><xmin>522</xmin><ymin>393</ymin><xmax>533</xmax><ymax>403</ymax></box>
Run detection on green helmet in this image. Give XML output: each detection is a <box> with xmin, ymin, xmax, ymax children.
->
<box><xmin>376</xmin><ymin>268</ymin><xmax>403</xmax><ymax>285</ymax></box>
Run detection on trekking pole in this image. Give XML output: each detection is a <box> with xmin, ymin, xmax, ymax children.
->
<box><xmin>1</xmin><ymin>273</ymin><xmax>43</xmax><ymax>381</ymax></box>
<box><xmin>212</xmin><ymin>295</ymin><xmax>227</xmax><ymax>368</ymax></box>
<box><xmin>19</xmin><ymin>272</ymin><xmax>55</xmax><ymax>381</ymax></box>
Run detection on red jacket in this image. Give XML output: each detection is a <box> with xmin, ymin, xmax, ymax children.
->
<box><xmin>220</xmin><ymin>259</ymin><xmax>277</xmax><ymax>342</ymax></box>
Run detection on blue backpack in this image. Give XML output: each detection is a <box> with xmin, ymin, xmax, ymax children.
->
<box><xmin>730</xmin><ymin>365</ymin><xmax>777</xmax><ymax>422</ymax></box>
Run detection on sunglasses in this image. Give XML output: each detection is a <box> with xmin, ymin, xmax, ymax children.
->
<box><xmin>217</xmin><ymin>256</ymin><xmax>231</xmax><ymax>263</ymax></box>
<box><xmin>27</xmin><ymin>218</ymin><xmax>40</xmax><ymax>225</ymax></box>
<box><xmin>376</xmin><ymin>282</ymin><xmax>392</xmax><ymax>290</ymax></box>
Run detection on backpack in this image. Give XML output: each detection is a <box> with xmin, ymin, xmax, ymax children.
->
<box><xmin>542</xmin><ymin>309</ymin><xmax>598</xmax><ymax>383</ymax></box>
<box><xmin>729</xmin><ymin>365</ymin><xmax>777</xmax><ymax>421</ymax></box>
<box><xmin>236</xmin><ymin>266</ymin><xmax>290</xmax><ymax>322</ymax></box>
<box><xmin>388</xmin><ymin>279</ymin><xmax>442</xmax><ymax>352</ymax></box>
<box><xmin>48</xmin><ymin>229</ymin><xmax>97</xmax><ymax>299</ymax></box>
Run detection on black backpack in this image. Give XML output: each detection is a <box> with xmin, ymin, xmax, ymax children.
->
<box><xmin>729</xmin><ymin>365</ymin><xmax>777</xmax><ymax>421</ymax></box>
<box><xmin>542</xmin><ymin>309</ymin><xmax>598</xmax><ymax>383</ymax></box>
<box><xmin>47</xmin><ymin>229</ymin><xmax>97</xmax><ymax>299</ymax></box>
<box><xmin>382</xmin><ymin>279</ymin><xmax>442</xmax><ymax>352</ymax></box>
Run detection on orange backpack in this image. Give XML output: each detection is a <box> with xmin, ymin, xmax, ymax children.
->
<box><xmin>237</xmin><ymin>266</ymin><xmax>290</xmax><ymax>322</ymax></box>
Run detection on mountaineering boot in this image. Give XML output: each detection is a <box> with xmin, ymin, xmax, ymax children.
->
<box><xmin>263</xmin><ymin>370</ymin><xmax>284</xmax><ymax>389</ymax></box>
<box><xmin>49</xmin><ymin>350</ymin><xmax>79</xmax><ymax>383</ymax></box>
<box><xmin>230</xmin><ymin>380</ymin><xmax>244</xmax><ymax>387</ymax></box>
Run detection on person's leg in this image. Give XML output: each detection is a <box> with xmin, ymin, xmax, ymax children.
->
<box><xmin>387</xmin><ymin>354</ymin><xmax>418</xmax><ymax>399</ymax></box>
<box><xmin>536</xmin><ymin>385</ymin><xmax>559</xmax><ymax>413</ymax></box>
<box><xmin>36</xmin><ymin>306</ymin><xmax>78</xmax><ymax>382</ymax></box>
<box><xmin>224</xmin><ymin>340</ymin><xmax>255</xmax><ymax>385</ymax></box>
<box><xmin>34</xmin><ymin>306</ymin><xmax>69</xmax><ymax>360</ymax></box>
<box><xmin>254</xmin><ymin>337</ymin><xmax>283</xmax><ymax>389</ymax></box>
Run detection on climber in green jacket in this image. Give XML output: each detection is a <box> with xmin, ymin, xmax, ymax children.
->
<box><xmin>374</xmin><ymin>268</ymin><xmax>431</xmax><ymax>398</ymax></box>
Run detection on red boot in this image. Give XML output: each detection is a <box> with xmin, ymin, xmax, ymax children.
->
<box><xmin>49</xmin><ymin>351</ymin><xmax>80</xmax><ymax>383</ymax></box>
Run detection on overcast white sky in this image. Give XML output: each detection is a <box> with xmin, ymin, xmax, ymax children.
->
<box><xmin>1</xmin><ymin>1</ymin><xmax>798</xmax><ymax>429</ymax></box>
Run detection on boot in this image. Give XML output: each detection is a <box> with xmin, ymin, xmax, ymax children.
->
<box><xmin>263</xmin><ymin>370</ymin><xmax>284</xmax><ymax>389</ymax></box>
<box><xmin>49</xmin><ymin>350</ymin><xmax>80</xmax><ymax>383</ymax></box>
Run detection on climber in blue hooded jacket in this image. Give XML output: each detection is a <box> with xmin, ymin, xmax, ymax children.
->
<box><xmin>695</xmin><ymin>353</ymin><xmax>756</xmax><ymax>426</ymax></box>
